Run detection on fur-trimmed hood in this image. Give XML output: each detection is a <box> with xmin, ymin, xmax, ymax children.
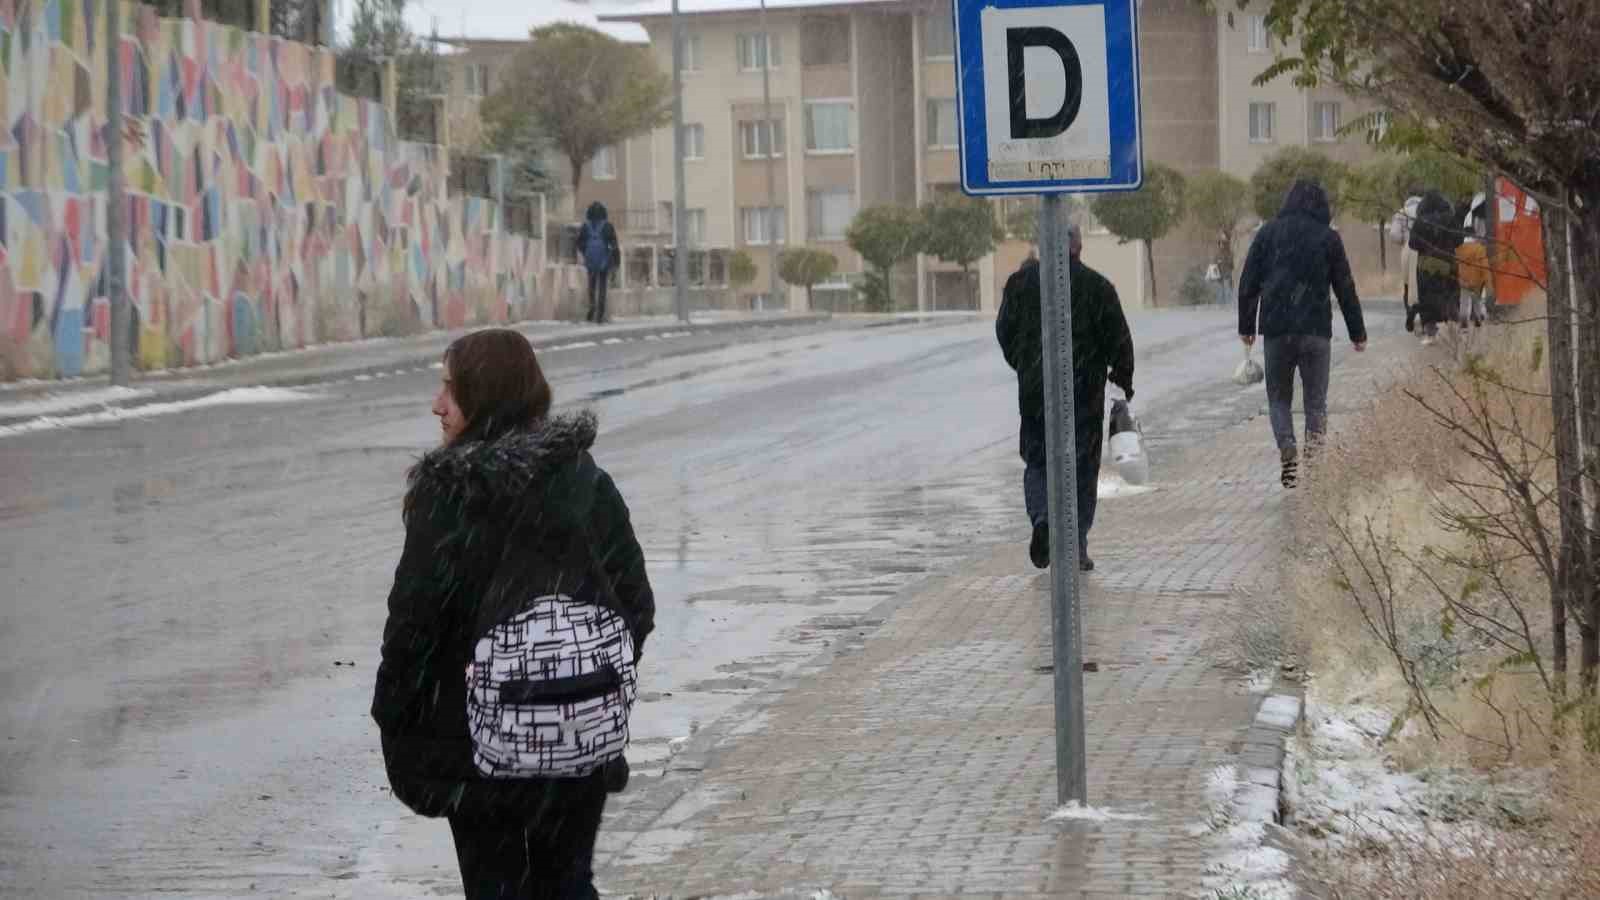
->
<box><xmin>407</xmin><ymin>411</ymin><xmax>599</xmax><ymax>516</ymax></box>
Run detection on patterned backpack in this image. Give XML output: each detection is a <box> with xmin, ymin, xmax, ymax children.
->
<box><xmin>465</xmin><ymin>585</ymin><xmax>637</xmax><ymax>780</ymax></box>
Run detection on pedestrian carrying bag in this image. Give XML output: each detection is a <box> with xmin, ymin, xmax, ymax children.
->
<box><xmin>1108</xmin><ymin>399</ymin><xmax>1149</xmax><ymax>486</ymax></box>
<box><xmin>464</xmin><ymin>565</ymin><xmax>637</xmax><ymax>779</ymax></box>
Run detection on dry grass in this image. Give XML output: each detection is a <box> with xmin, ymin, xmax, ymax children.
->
<box><xmin>1289</xmin><ymin>317</ymin><xmax>1573</xmax><ymax>766</ymax></box>
<box><xmin>1281</xmin><ymin>311</ymin><xmax>1600</xmax><ymax>893</ymax></box>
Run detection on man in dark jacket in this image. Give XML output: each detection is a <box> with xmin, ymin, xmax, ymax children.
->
<box><xmin>1238</xmin><ymin>179</ymin><xmax>1367</xmax><ymax>488</ymax></box>
<box><xmin>576</xmin><ymin>202</ymin><xmax>621</xmax><ymax>324</ymax></box>
<box><xmin>997</xmin><ymin>224</ymin><xmax>1135</xmax><ymax>572</ymax></box>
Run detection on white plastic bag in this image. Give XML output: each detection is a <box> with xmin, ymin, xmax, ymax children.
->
<box><xmin>1108</xmin><ymin>399</ymin><xmax>1149</xmax><ymax>486</ymax></box>
<box><xmin>1233</xmin><ymin>345</ymin><xmax>1264</xmax><ymax>386</ymax></box>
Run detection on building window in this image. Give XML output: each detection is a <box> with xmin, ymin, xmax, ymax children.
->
<box><xmin>683</xmin><ymin>123</ymin><xmax>705</xmax><ymax>160</ymax></box>
<box><xmin>1370</xmin><ymin>110</ymin><xmax>1392</xmax><ymax>141</ymax></box>
<box><xmin>462</xmin><ymin>63</ymin><xmax>490</xmax><ymax>97</ymax></box>
<box><xmin>737</xmin><ymin>32</ymin><xmax>781</xmax><ymax>71</ymax></box>
<box><xmin>591</xmin><ymin>145</ymin><xmax>617</xmax><ymax>180</ymax></box>
<box><xmin>926</xmin><ymin>98</ymin><xmax>959</xmax><ymax>148</ymax></box>
<box><xmin>807</xmin><ymin>188</ymin><xmax>856</xmax><ymax>240</ymax></box>
<box><xmin>1248</xmin><ymin>102</ymin><xmax>1276</xmax><ymax>143</ymax></box>
<box><xmin>801</xmin><ymin>19</ymin><xmax>850</xmax><ymax>66</ymax></box>
<box><xmin>805</xmin><ymin>101</ymin><xmax>854</xmax><ymax>153</ymax></box>
<box><xmin>678</xmin><ymin>33</ymin><xmax>703</xmax><ymax>72</ymax></box>
<box><xmin>1247</xmin><ymin>15</ymin><xmax>1271</xmax><ymax>53</ymax></box>
<box><xmin>659</xmin><ymin>204</ymin><xmax>707</xmax><ymax>244</ymax></box>
<box><xmin>923</xmin><ymin>12</ymin><xmax>955</xmax><ymax>58</ymax></box>
<box><xmin>740</xmin><ymin>119</ymin><xmax>785</xmax><ymax>158</ymax></box>
<box><xmin>1312</xmin><ymin>101</ymin><xmax>1342</xmax><ymax>142</ymax></box>
<box><xmin>741</xmin><ymin>206</ymin><xmax>787</xmax><ymax>245</ymax></box>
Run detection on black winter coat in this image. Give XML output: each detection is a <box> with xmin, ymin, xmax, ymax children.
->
<box><xmin>1409</xmin><ymin>190</ymin><xmax>1464</xmax><ymax>326</ymax></box>
<box><xmin>371</xmin><ymin>411</ymin><xmax>654</xmax><ymax>819</ymax></box>
<box><xmin>1238</xmin><ymin>180</ymin><xmax>1367</xmax><ymax>343</ymax></box>
<box><xmin>996</xmin><ymin>257</ymin><xmax>1135</xmax><ymax>422</ymax></box>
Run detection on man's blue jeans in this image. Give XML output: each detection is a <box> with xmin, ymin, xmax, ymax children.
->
<box><xmin>1263</xmin><ymin>334</ymin><xmax>1331</xmax><ymax>453</ymax></box>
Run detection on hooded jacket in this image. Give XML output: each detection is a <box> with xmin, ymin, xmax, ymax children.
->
<box><xmin>996</xmin><ymin>256</ymin><xmax>1135</xmax><ymax>422</ymax></box>
<box><xmin>371</xmin><ymin>411</ymin><xmax>654</xmax><ymax>819</ymax></box>
<box><xmin>1407</xmin><ymin>189</ymin><xmax>1465</xmax><ymax>325</ymax></box>
<box><xmin>577</xmin><ymin>202</ymin><xmax>620</xmax><ymax>273</ymax></box>
<box><xmin>1238</xmin><ymin>180</ymin><xmax>1366</xmax><ymax>343</ymax></box>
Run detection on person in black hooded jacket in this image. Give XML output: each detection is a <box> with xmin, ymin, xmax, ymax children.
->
<box><xmin>996</xmin><ymin>223</ymin><xmax>1135</xmax><ymax>573</ymax></box>
<box><xmin>576</xmin><ymin>202</ymin><xmax>620</xmax><ymax>324</ymax></box>
<box><xmin>1238</xmin><ymin>179</ymin><xmax>1367</xmax><ymax>488</ymax></box>
<box><xmin>372</xmin><ymin>328</ymin><xmax>654</xmax><ymax>899</ymax></box>
<box><xmin>1408</xmin><ymin>189</ymin><xmax>1465</xmax><ymax>344</ymax></box>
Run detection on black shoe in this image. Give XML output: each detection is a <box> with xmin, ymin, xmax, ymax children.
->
<box><xmin>1078</xmin><ymin>554</ymin><xmax>1095</xmax><ymax>572</ymax></box>
<box><xmin>1281</xmin><ymin>448</ymin><xmax>1299</xmax><ymax>489</ymax></box>
<box><xmin>1029</xmin><ymin>522</ymin><xmax>1050</xmax><ymax>569</ymax></box>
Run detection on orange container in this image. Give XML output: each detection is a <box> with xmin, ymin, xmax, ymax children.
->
<box><xmin>1491</xmin><ymin>178</ymin><xmax>1547</xmax><ymax>307</ymax></box>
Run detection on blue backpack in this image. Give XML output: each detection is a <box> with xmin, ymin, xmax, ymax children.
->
<box><xmin>582</xmin><ymin>223</ymin><xmax>610</xmax><ymax>272</ymax></box>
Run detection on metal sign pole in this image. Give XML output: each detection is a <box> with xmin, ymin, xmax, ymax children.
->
<box><xmin>1038</xmin><ymin>193</ymin><xmax>1086</xmax><ymax>806</ymax></box>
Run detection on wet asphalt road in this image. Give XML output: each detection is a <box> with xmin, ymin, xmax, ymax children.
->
<box><xmin>0</xmin><ymin>309</ymin><xmax>1302</xmax><ymax>897</ymax></box>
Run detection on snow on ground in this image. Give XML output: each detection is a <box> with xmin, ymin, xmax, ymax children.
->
<box><xmin>1098</xmin><ymin>473</ymin><xmax>1157</xmax><ymax>499</ymax></box>
<box><xmin>1047</xmin><ymin>801</ymin><xmax>1153</xmax><ymax>823</ymax></box>
<box><xmin>0</xmin><ymin>387</ymin><xmax>318</xmax><ymax>437</ymax></box>
<box><xmin>1291</xmin><ymin>703</ymin><xmax>1432</xmax><ymax>848</ymax></box>
<box><xmin>1194</xmin><ymin>763</ymin><xmax>1296</xmax><ymax>899</ymax></box>
<box><xmin>0</xmin><ymin>385</ymin><xmax>148</xmax><ymax>418</ymax></box>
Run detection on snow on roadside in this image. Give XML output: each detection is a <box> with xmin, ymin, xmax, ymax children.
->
<box><xmin>0</xmin><ymin>387</ymin><xmax>318</xmax><ymax>437</ymax></box>
<box><xmin>1193</xmin><ymin>763</ymin><xmax>1296</xmax><ymax>899</ymax></box>
<box><xmin>0</xmin><ymin>385</ymin><xmax>147</xmax><ymax>418</ymax></box>
<box><xmin>1291</xmin><ymin>703</ymin><xmax>1432</xmax><ymax>849</ymax></box>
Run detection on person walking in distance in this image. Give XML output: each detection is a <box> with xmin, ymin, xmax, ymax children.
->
<box><xmin>1237</xmin><ymin>179</ymin><xmax>1367</xmax><ymax>489</ymax></box>
<box><xmin>577</xmin><ymin>202</ymin><xmax>620</xmax><ymax>324</ymax></box>
<box><xmin>372</xmin><ymin>329</ymin><xmax>654</xmax><ymax>899</ymax></box>
<box><xmin>997</xmin><ymin>223</ymin><xmax>1135</xmax><ymax>573</ymax></box>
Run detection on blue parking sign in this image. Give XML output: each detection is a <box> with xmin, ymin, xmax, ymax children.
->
<box><xmin>953</xmin><ymin>0</ymin><xmax>1142</xmax><ymax>195</ymax></box>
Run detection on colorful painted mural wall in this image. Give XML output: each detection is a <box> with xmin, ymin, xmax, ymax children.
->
<box><xmin>0</xmin><ymin>0</ymin><xmax>546</xmax><ymax>379</ymax></box>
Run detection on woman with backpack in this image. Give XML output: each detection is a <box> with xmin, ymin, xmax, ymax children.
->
<box><xmin>372</xmin><ymin>328</ymin><xmax>654</xmax><ymax>899</ymax></box>
<box><xmin>576</xmin><ymin>203</ymin><xmax>620</xmax><ymax>324</ymax></box>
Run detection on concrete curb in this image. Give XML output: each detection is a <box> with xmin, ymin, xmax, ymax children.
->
<box><xmin>0</xmin><ymin>314</ymin><xmax>829</xmax><ymax>429</ymax></box>
<box><xmin>1232</xmin><ymin>691</ymin><xmax>1304</xmax><ymax>825</ymax></box>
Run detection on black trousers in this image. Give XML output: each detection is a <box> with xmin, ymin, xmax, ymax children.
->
<box><xmin>447</xmin><ymin>774</ymin><xmax>608</xmax><ymax>900</ymax></box>
<box><xmin>586</xmin><ymin>269</ymin><xmax>609</xmax><ymax>323</ymax></box>
<box><xmin>1020</xmin><ymin>377</ymin><xmax>1105</xmax><ymax>551</ymax></box>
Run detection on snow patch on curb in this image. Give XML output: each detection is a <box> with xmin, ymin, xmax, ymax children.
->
<box><xmin>0</xmin><ymin>386</ymin><xmax>148</xmax><ymax>418</ymax></box>
<box><xmin>0</xmin><ymin>387</ymin><xmax>318</xmax><ymax>437</ymax></box>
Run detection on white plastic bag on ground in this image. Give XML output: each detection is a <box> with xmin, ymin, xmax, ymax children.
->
<box><xmin>1233</xmin><ymin>345</ymin><xmax>1264</xmax><ymax>386</ymax></box>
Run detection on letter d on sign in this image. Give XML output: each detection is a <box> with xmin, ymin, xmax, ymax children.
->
<box><xmin>1006</xmin><ymin>27</ymin><xmax>1083</xmax><ymax>139</ymax></box>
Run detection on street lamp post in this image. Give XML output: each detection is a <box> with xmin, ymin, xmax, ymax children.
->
<box><xmin>671</xmin><ymin>0</ymin><xmax>689</xmax><ymax>323</ymax></box>
<box><xmin>760</xmin><ymin>0</ymin><xmax>778</xmax><ymax>309</ymax></box>
<box><xmin>107</xmin><ymin>0</ymin><xmax>130</xmax><ymax>385</ymax></box>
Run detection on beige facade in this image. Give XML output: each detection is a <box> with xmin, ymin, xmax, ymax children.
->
<box><xmin>402</xmin><ymin>0</ymin><xmax>1385</xmax><ymax>313</ymax></box>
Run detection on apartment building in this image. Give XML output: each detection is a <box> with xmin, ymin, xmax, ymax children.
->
<box><xmin>427</xmin><ymin>0</ymin><xmax>1383</xmax><ymax>313</ymax></box>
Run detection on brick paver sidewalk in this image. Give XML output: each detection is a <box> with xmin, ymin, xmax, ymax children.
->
<box><xmin>594</xmin><ymin>336</ymin><xmax>1403</xmax><ymax>898</ymax></box>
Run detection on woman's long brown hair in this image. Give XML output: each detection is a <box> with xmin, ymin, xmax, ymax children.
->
<box><xmin>442</xmin><ymin>328</ymin><xmax>553</xmax><ymax>446</ymax></box>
